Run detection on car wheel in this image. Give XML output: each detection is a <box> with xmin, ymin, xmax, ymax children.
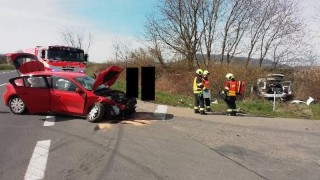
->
<box><xmin>9</xmin><ymin>96</ymin><xmax>26</xmax><ymax>114</ymax></box>
<box><xmin>87</xmin><ymin>103</ymin><xmax>105</xmax><ymax>123</ymax></box>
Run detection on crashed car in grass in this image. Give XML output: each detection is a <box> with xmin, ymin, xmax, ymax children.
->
<box><xmin>256</xmin><ymin>74</ymin><xmax>293</xmax><ymax>100</ymax></box>
<box><xmin>3</xmin><ymin>53</ymin><xmax>136</xmax><ymax>122</ymax></box>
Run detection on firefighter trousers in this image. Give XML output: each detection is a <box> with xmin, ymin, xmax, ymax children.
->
<box><xmin>224</xmin><ymin>96</ymin><xmax>237</xmax><ymax>115</ymax></box>
<box><xmin>204</xmin><ymin>98</ymin><xmax>211</xmax><ymax>110</ymax></box>
<box><xmin>194</xmin><ymin>93</ymin><xmax>205</xmax><ymax>112</ymax></box>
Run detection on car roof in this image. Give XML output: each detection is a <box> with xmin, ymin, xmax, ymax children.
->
<box><xmin>21</xmin><ymin>71</ymin><xmax>86</xmax><ymax>78</ymax></box>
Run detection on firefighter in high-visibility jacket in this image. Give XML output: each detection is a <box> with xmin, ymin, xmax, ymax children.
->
<box><xmin>224</xmin><ymin>73</ymin><xmax>237</xmax><ymax>116</ymax></box>
<box><xmin>193</xmin><ymin>69</ymin><xmax>207</xmax><ymax>115</ymax></box>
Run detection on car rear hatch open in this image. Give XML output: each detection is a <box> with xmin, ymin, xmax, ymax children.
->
<box><xmin>5</xmin><ymin>53</ymin><xmax>44</xmax><ymax>75</ymax></box>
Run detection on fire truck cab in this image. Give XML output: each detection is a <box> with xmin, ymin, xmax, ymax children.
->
<box><xmin>24</xmin><ymin>45</ymin><xmax>88</xmax><ymax>73</ymax></box>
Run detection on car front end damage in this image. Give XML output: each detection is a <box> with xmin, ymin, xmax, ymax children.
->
<box><xmin>95</xmin><ymin>88</ymin><xmax>137</xmax><ymax>120</ymax></box>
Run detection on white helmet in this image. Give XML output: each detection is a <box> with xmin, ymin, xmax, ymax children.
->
<box><xmin>226</xmin><ymin>73</ymin><xmax>234</xmax><ymax>80</ymax></box>
<box><xmin>196</xmin><ymin>69</ymin><xmax>204</xmax><ymax>75</ymax></box>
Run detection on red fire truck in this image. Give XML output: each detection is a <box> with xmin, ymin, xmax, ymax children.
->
<box><xmin>24</xmin><ymin>45</ymin><xmax>88</xmax><ymax>73</ymax></box>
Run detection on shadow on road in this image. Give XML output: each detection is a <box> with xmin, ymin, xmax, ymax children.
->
<box><xmin>38</xmin><ymin>111</ymin><xmax>174</xmax><ymax>124</ymax></box>
<box><xmin>101</xmin><ymin>111</ymin><xmax>174</xmax><ymax>124</ymax></box>
<box><xmin>204</xmin><ymin>111</ymin><xmax>250</xmax><ymax>117</ymax></box>
<box><xmin>94</xmin><ymin>112</ymin><xmax>174</xmax><ymax>131</ymax></box>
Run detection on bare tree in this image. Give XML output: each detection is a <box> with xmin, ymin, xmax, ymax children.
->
<box><xmin>243</xmin><ymin>0</ymin><xmax>302</xmax><ymax>67</ymax></box>
<box><xmin>220</xmin><ymin>0</ymin><xmax>252</xmax><ymax>64</ymax></box>
<box><xmin>144</xmin><ymin>20</ymin><xmax>167</xmax><ymax>67</ymax></box>
<box><xmin>148</xmin><ymin>37</ymin><xmax>166</xmax><ymax>67</ymax></box>
<box><xmin>143</xmin><ymin>0</ymin><xmax>307</xmax><ymax>68</ymax></box>
<box><xmin>257</xmin><ymin>0</ymin><xmax>302</xmax><ymax>67</ymax></box>
<box><xmin>112</xmin><ymin>40</ymin><xmax>128</xmax><ymax>62</ymax></box>
<box><xmin>199</xmin><ymin>0</ymin><xmax>221</xmax><ymax>66</ymax></box>
<box><xmin>244</xmin><ymin>0</ymin><xmax>272</xmax><ymax>67</ymax></box>
<box><xmin>145</xmin><ymin>0</ymin><xmax>205</xmax><ymax>68</ymax></box>
<box><xmin>270</xmin><ymin>36</ymin><xmax>296</xmax><ymax>68</ymax></box>
<box><xmin>59</xmin><ymin>27</ymin><xmax>93</xmax><ymax>53</ymax></box>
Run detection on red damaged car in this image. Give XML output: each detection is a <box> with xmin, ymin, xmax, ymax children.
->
<box><xmin>3</xmin><ymin>53</ymin><xmax>136</xmax><ymax>122</ymax></box>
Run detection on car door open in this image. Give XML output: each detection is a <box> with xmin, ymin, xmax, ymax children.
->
<box><xmin>9</xmin><ymin>76</ymin><xmax>50</xmax><ymax>113</ymax></box>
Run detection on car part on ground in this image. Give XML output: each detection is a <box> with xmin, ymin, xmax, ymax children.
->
<box><xmin>291</xmin><ymin>97</ymin><xmax>314</xmax><ymax>105</ymax></box>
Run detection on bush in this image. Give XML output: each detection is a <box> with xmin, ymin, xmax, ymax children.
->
<box><xmin>0</xmin><ymin>64</ymin><xmax>14</xmax><ymax>70</ymax></box>
<box><xmin>292</xmin><ymin>69</ymin><xmax>320</xmax><ymax>101</ymax></box>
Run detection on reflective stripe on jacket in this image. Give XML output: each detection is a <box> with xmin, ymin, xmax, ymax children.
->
<box><xmin>224</xmin><ymin>80</ymin><xmax>237</xmax><ymax>96</ymax></box>
<box><xmin>193</xmin><ymin>76</ymin><xmax>203</xmax><ymax>94</ymax></box>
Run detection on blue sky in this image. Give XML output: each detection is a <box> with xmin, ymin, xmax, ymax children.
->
<box><xmin>0</xmin><ymin>0</ymin><xmax>318</xmax><ymax>63</ymax></box>
<box><xmin>66</xmin><ymin>0</ymin><xmax>157</xmax><ymax>35</ymax></box>
<box><xmin>0</xmin><ymin>0</ymin><xmax>158</xmax><ymax>62</ymax></box>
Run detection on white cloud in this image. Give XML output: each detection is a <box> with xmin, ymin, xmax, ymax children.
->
<box><xmin>0</xmin><ymin>0</ymin><xmax>143</xmax><ymax>63</ymax></box>
<box><xmin>88</xmin><ymin>30</ymin><xmax>143</xmax><ymax>62</ymax></box>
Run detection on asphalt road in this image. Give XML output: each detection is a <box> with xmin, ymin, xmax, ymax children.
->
<box><xmin>0</xmin><ymin>70</ymin><xmax>319</xmax><ymax>180</ymax></box>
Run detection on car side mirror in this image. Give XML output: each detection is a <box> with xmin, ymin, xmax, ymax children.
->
<box><xmin>75</xmin><ymin>88</ymin><xmax>83</xmax><ymax>94</ymax></box>
<box><xmin>84</xmin><ymin>54</ymin><xmax>88</xmax><ymax>61</ymax></box>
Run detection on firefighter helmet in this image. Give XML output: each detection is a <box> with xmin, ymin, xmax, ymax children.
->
<box><xmin>203</xmin><ymin>70</ymin><xmax>210</xmax><ymax>75</ymax></box>
<box><xmin>196</xmin><ymin>69</ymin><xmax>204</xmax><ymax>75</ymax></box>
<box><xmin>226</xmin><ymin>73</ymin><xmax>234</xmax><ymax>80</ymax></box>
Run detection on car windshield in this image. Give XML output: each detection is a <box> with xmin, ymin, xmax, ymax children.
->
<box><xmin>74</xmin><ymin>76</ymin><xmax>106</xmax><ymax>91</ymax></box>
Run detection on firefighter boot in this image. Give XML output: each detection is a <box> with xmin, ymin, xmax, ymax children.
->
<box><xmin>194</xmin><ymin>109</ymin><xmax>200</xmax><ymax>114</ymax></box>
<box><xmin>200</xmin><ymin>110</ymin><xmax>207</xmax><ymax>115</ymax></box>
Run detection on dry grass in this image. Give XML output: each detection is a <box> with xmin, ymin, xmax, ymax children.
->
<box><xmin>88</xmin><ymin>58</ymin><xmax>320</xmax><ymax>102</ymax></box>
<box><xmin>293</xmin><ymin>69</ymin><xmax>320</xmax><ymax>101</ymax></box>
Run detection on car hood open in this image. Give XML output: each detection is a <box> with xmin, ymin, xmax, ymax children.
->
<box><xmin>6</xmin><ymin>53</ymin><xmax>44</xmax><ymax>74</ymax></box>
<box><xmin>92</xmin><ymin>65</ymin><xmax>123</xmax><ymax>91</ymax></box>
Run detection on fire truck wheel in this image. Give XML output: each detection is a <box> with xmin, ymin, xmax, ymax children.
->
<box><xmin>9</xmin><ymin>96</ymin><xmax>27</xmax><ymax>114</ymax></box>
<box><xmin>87</xmin><ymin>103</ymin><xmax>105</xmax><ymax>123</ymax></box>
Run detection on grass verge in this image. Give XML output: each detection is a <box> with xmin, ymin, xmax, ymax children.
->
<box><xmin>0</xmin><ymin>64</ymin><xmax>15</xmax><ymax>70</ymax></box>
<box><xmin>112</xmin><ymin>79</ymin><xmax>320</xmax><ymax>120</ymax></box>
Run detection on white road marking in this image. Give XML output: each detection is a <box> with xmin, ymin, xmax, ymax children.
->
<box><xmin>43</xmin><ymin>116</ymin><xmax>55</xmax><ymax>126</ymax></box>
<box><xmin>24</xmin><ymin>140</ymin><xmax>51</xmax><ymax>180</ymax></box>
<box><xmin>154</xmin><ymin>105</ymin><xmax>168</xmax><ymax>120</ymax></box>
<box><xmin>0</xmin><ymin>83</ymin><xmax>7</xmax><ymax>87</ymax></box>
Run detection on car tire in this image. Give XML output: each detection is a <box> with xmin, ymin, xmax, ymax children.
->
<box><xmin>87</xmin><ymin>103</ymin><xmax>105</xmax><ymax>123</ymax></box>
<box><xmin>9</xmin><ymin>96</ymin><xmax>27</xmax><ymax>114</ymax></box>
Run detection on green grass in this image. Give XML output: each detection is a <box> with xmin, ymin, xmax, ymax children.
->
<box><xmin>112</xmin><ymin>79</ymin><xmax>126</xmax><ymax>91</ymax></box>
<box><xmin>0</xmin><ymin>64</ymin><xmax>14</xmax><ymax>70</ymax></box>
